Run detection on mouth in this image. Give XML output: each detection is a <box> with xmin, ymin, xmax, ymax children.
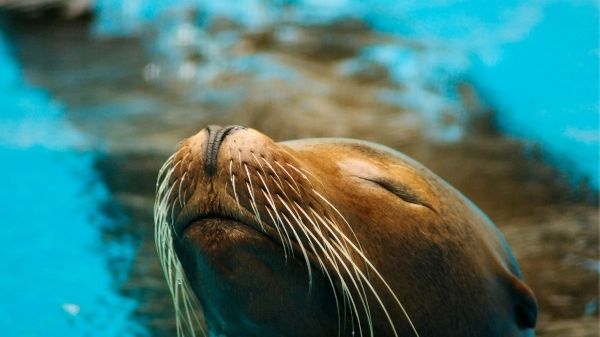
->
<box><xmin>175</xmin><ymin>213</ymin><xmax>275</xmax><ymax>243</ymax></box>
<box><xmin>184</xmin><ymin>217</ymin><xmax>269</xmax><ymax>242</ymax></box>
<box><xmin>175</xmin><ymin>211</ymin><xmax>328</xmax><ymax>270</ymax></box>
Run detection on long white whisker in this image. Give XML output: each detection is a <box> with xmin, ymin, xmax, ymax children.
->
<box><xmin>279</xmin><ymin>198</ymin><xmax>370</xmax><ymax>337</ymax></box>
<box><xmin>260</xmin><ymin>157</ymin><xmax>285</xmax><ymax>189</ymax></box>
<box><xmin>277</xmin><ymin>197</ymin><xmax>314</xmax><ymax>288</ymax></box>
<box><xmin>257</xmin><ymin>174</ymin><xmax>292</xmax><ymax>258</ymax></box>
<box><xmin>157</xmin><ymin>152</ymin><xmax>177</xmax><ymax>183</ymax></box>
<box><xmin>285</xmin><ymin>162</ymin><xmax>314</xmax><ymax>188</ymax></box>
<box><xmin>273</xmin><ymin>160</ymin><xmax>301</xmax><ymax>195</ymax></box>
<box><xmin>310</xmin><ymin>214</ymin><xmax>373</xmax><ymax>337</ymax></box>
<box><xmin>313</xmin><ymin>189</ymin><xmax>365</xmax><ymax>256</ymax></box>
<box><xmin>320</xmin><ymin>212</ymin><xmax>420</xmax><ymax>337</ymax></box>
<box><xmin>289</xmin><ymin>202</ymin><xmax>351</xmax><ymax>336</ymax></box>
<box><xmin>229</xmin><ymin>160</ymin><xmax>243</xmax><ymax>214</ymax></box>
<box><xmin>179</xmin><ymin>172</ymin><xmax>188</xmax><ymax>207</ymax></box>
<box><xmin>155</xmin><ymin>157</ymin><xmax>206</xmax><ymax>337</ymax></box>
<box><xmin>155</xmin><ymin>143</ymin><xmax>420</xmax><ymax>337</ymax></box>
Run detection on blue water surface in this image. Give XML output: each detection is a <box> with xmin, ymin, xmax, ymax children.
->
<box><xmin>470</xmin><ymin>1</ymin><xmax>599</xmax><ymax>188</ymax></box>
<box><xmin>0</xmin><ymin>1</ymin><xmax>596</xmax><ymax>334</ymax></box>
<box><xmin>0</xmin><ymin>31</ymin><xmax>141</xmax><ymax>337</ymax></box>
<box><xmin>95</xmin><ymin>0</ymin><xmax>599</xmax><ymax>189</ymax></box>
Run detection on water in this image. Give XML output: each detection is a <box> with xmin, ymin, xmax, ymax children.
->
<box><xmin>469</xmin><ymin>1</ymin><xmax>599</xmax><ymax>189</ymax></box>
<box><xmin>0</xmin><ymin>1</ymin><xmax>597</xmax><ymax>336</ymax></box>
<box><xmin>0</xmin><ymin>31</ymin><xmax>142</xmax><ymax>337</ymax></box>
<box><xmin>93</xmin><ymin>0</ymin><xmax>600</xmax><ymax>189</ymax></box>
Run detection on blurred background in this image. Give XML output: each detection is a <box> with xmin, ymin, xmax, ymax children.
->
<box><xmin>0</xmin><ymin>0</ymin><xmax>597</xmax><ymax>336</ymax></box>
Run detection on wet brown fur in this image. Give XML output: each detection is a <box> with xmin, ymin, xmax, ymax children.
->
<box><xmin>156</xmin><ymin>127</ymin><xmax>538</xmax><ymax>337</ymax></box>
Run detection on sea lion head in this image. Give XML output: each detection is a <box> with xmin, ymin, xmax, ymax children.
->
<box><xmin>155</xmin><ymin>125</ymin><xmax>538</xmax><ymax>337</ymax></box>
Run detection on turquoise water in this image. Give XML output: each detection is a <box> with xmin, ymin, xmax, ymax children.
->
<box><xmin>0</xmin><ymin>32</ymin><xmax>141</xmax><ymax>337</ymax></box>
<box><xmin>94</xmin><ymin>0</ymin><xmax>599</xmax><ymax>189</ymax></box>
<box><xmin>470</xmin><ymin>1</ymin><xmax>599</xmax><ymax>188</ymax></box>
<box><xmin>0</xmin><ymin>1</ymin><xmax>597</xmax><ymax>335</ymax></box>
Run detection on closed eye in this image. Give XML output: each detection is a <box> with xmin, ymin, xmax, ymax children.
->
<box><xmin>358</xmin><ymin>176</ymin><xmax>437</xmax><ymax>213</ymax></box>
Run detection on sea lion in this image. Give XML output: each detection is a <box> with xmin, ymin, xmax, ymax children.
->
<box><xmin>154</xmin><ymin>125</ymin><xmax>538</xmax><ymax>337</ymax></box>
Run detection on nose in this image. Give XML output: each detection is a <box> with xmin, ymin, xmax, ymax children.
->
<box><xmin>204</xmin><ymin>125</ymin><xmax>245</xmax><ymax>176</ymax></box>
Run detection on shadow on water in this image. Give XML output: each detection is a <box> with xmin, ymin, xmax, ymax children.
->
<box><xmin>1</xmin><ymin>13</ymin><xmax>598</xmax><ymax>337</ymax></box>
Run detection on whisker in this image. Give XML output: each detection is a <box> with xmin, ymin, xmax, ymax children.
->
<box><xmin>229</xmin><ymin>160</ymin><xmax>243</xmax><ymax>214</ymax></box>
<box><xmin>273</xmin><ymin>160</ymin><xmax>301</xmax><ymax>195</ymax></box>
<box><xmin>257</xmin><ymin>172</ymin><xmax>292</xmax><ymax>258</ymax></box>
<box><xmin>260</xmin><ymin>157</ymin><xmax>285</xmax><ymax>189</ymax></box>
<box><xmin>243</xmin><ymin>163</ymin><xmax>263</xmax><ymax>227</ymax></box>
<box><xmin>179</xmin><ymin>172</ymin><xmax>188</xmax><ymax>207</ymax></box>
<box><xmin>319</xmin><ymin>211</ymin><xmax>420</xmax><ymax>337</ymax></box>
<box><xmin>277</xmin><ymin>197</ymin><xmax>372</xmax><ymax>337</ymax></box>
<box><xmin>312</xmin><ymin>189</ymin><xmax>365</xmax><ymax>255</ymax></box>
<box><xmin>154</xmin><ymin>142</ymin><xmax>420</xmax><ymax>337</ymax></box>
<box><xmin>277</xmin><ymin>197</ymin><xmax>314</xmax><ymax>288</ymax></box>
<box><xmin>154</xmin><ymin>158</ymin><xmax>206</xmax><ymax>337</ymax></box>
<box><xmin>286</xmin><ymin>162</ymin><xmax>313</xmax><ymax>187</ymax></box>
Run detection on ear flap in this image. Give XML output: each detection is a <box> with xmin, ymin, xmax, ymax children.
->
<box><xmin>509</xmin><ymin>275</ymin><xmax>538</xmax><ymax>329</ymax></box>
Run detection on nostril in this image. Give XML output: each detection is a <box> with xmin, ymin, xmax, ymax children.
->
<box><xmin>203</xmin><ymin>125</ymin><xmax>245</xmax><ymax>176</ymax></box>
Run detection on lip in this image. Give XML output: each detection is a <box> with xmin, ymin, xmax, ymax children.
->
<box><xmin>175</xmin><ymin>212</ymin><xmax>342</xmax><ymax>298</ymax></box>
<box><xmin>175</xmin><ymin>213</ymin><xmax>232</xmax><ymax>238</ymax></box>
<box><xmin>175</xmin><ymin>213</ymin><xmax>326</xmax><ymax>268</ymax></box>
<box><xmin>184</xmin><ymin>216</ymin><xmax>266</xmax><ymax>238</ymax></box>
<box><xmin>175</xmin><ymin>212</ymin><xmax>273</xmax><ymax>242</ymax></box>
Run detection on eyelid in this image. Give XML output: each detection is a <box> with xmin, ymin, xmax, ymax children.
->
<box><xmin>357</xmin><ymin>176</ymin><xmax>437</xmax><ymax>213</ymax></box>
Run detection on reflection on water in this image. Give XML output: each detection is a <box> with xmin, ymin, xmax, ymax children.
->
<box><xmin>0</xmin><ymin>31</ymin><xmax>142</xmax><ymax>336</ymax></box>
<box><xmin>0</xmin><ymin>1</ymin><xmax>598</xmax><ymax>336</ymax></box>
